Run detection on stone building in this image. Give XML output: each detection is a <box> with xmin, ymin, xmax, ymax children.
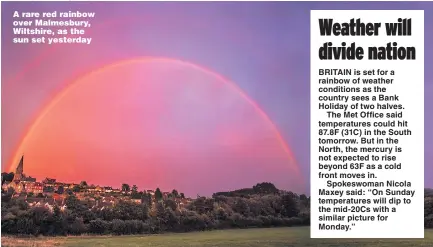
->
<box><xmin>13</xmin><ymin>156</ymin><xmax>24</xmax><ymax>181</ymax></box>
<box><xmin>3</xmin><ymin>155</ymin><xmax>39</xmax><ymax>194</ymax></box>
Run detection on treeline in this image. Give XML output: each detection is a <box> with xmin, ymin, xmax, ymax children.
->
<box><xmin>213</xmin><ymin>182</ymin><xmax>280</xmax><ymax>197</ymax></box>
<box><xmin>1</xmin><ymin>183</ymin><xmax>310</xmax><ymax>236</ymax></box>
<box><xmin>425</xmin><ymin>189</ymin><xmax>433</xmax><ymax>228</ymax></box>
<box><xmin>2</xmin><ymin>183</ymin><xmax>432</xmax><ymax>236</ymax></box>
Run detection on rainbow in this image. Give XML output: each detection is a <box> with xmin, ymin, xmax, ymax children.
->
<box><xmin>8</xmin><ymin>57</ymin><xmax>305</xmax><ymax>188</ymax></box>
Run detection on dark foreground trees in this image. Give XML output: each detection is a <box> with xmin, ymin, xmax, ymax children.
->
<box><xmin>425</xmin><ymin>196</ymin><xmax>433</xmax><ymax>228</ymax></box>
<box><xmin>2</xmin><ymin>184</ymin><xmax>433</xmax><ymax>236</ymax></box>
<box><xmin>1</xmin><ymin>195</ymin><xmax>308</xmax><ymax>235</ymax></box>
<box><xmin>1</xmin><ymin>183</ymin><xmax>310</xmax><ymax>236</ymax></box>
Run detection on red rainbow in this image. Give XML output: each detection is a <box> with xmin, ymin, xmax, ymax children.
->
<box><xmin>8</xmin><ymin>56</ymin><xmax>305</xmax><ymax>190</ymax></box>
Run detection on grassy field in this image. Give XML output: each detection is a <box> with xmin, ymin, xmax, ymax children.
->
<box><xmin>2</xmin><ymin>227</ymin><xmax>433</xmax><ymax>247</ymax></box>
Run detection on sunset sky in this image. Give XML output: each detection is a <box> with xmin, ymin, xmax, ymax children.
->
<box><xmin>2</xmin><ymin>2</ymin><xmax>432</xmax><ymax>196</ymax></box>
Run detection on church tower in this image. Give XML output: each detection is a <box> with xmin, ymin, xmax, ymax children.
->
<box><xmin>13</xmin><ymin>155</ymin><xmax>24</xmax><ymax>181</ymax></box>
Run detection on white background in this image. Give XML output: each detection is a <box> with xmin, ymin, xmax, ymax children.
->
<box><xmin>311</xmin><ymin>10</ymin><xmax>424</xmax><ymax>238</ymax></box>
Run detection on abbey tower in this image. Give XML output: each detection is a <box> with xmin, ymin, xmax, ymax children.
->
<box><xmin>13</xmin><ymin>156</ymin><xmax>24</xmax><ymax>181</ymax></box>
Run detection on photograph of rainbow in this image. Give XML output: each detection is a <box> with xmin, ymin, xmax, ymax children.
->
<box><xmin>1</xmin><ymin>1</ymin><xmax>432</xmax><ymax>246</ymax></box>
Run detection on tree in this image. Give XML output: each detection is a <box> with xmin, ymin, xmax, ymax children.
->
<box><xmin>56</xmin><ymin>186</ymin><xmax>64</xmax><ymax>194</ymax></box>
<box><xmin>142</xmin><ymin>192</ymin><xmax>152</xmax><ymax>206</ymax></box>
<box><xmin>155</xmin><ymin>188</ymin><xmax>163</xmax><ymax>201</ymax></box>
<box><xmin>232</xmin><ymin>198</ymin><xmax>250</xmax><ymax>216</ymax></box>
<box><xmin>425</xmin><ymin>214</ymin><xmax>433</xmax><ymax>228</ymax></box>
<box><xmin>7</xmin><ymin>187</ymin><xmax>15</xmax><ymax>195</ymax></box>
<box><xmin>156</xmin><ymin>201</ymin><xmax>166</xmax><ymax>219</ymax></box>
<box><xmin>132</xmin><ymin>185</ymin><xmax>138</xmax><ymax>194</ymax></box>
<box><xmin>89</xmin><ymin>219</ymin><xmax>109</xmax><ymax>234</ymax></box>
<box><xmin>425</xmin><ymin>197</ymin><xmax>433</xmax><ymax>217</ymax></box>
<box><xmin>65</xmin><ymin>194</ymin><xmax>83</xmax><ymax>213</ymax></box>
<box><xmin>180</xmin><ymin>193</ymin><xmax>185</xmax><ymax>199</ymax></box>
<box><xmin>122</xmin><ymin>184</ymin><xmax>130</xmax><ymax>193</ymax></box>
<box><xmin>112</xmin><ymin>201</ymin><xmax>144</xmax><ymax>221</ymax></box>
<box><xmin>281</xmin><ymin>192</ymin><xmax>300</xmax><ymax>218</ymax></box>
<box><xmin>165</xmin><ymin>199</ymin><xmax>177</xmax><ymax>211</ymax></box>
<box><xmin>72</xmin><ymin>185</ymin><xmax>81</xmax><ymax>192</ymax></box>
<box><xmin>171</xmin><ymin>189</ymin><xmax>179</xmax><ymax>198</ymax></box>
<box><xmin>253</xmin><ymin>182</ymin><xmax>278</xmax><ymax>194</ymax></box>
<box><xmin>131</xmin><ymin>186</ymin><xmax>141</xmax><ymax>199</ymax></box>
<box><xmin>299</xmin><ymin>194</ymin><xmax>310</xmax><ymax>208</ymax></box>
<box><xmin>80</xmin><ymin>181</ymin><xmax>88</xmax><ymax>187</ymax></box>
<box><xmin>1</xmin><ymin>172</ymin><xmax>14</xmax><ymax>184</ymax></box>
<box><xmin>43</xmin><ymin>186</ymin><xmax>54</xmax><ymax>193</ymax></box>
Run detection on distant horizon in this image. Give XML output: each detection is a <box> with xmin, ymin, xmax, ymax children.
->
<box><xmin>3</xmin><ymin>162</ymin><xmax>432</xmax><ymax>197</ymax></box>
<box><xmin>2</xmin><ymin>165</ymin><xmax>303</xmax><ymax>197</ymax></box>
<box><xmin>2</xmin><ymin>155</ymin><xmax>302</xmax><ymax>198</ymax></box>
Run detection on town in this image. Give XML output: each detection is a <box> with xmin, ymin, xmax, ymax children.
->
<box><xmin>1</xmin><ymin>156</ymin><xmax>192</xmax><ymax>211</ymax></box>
